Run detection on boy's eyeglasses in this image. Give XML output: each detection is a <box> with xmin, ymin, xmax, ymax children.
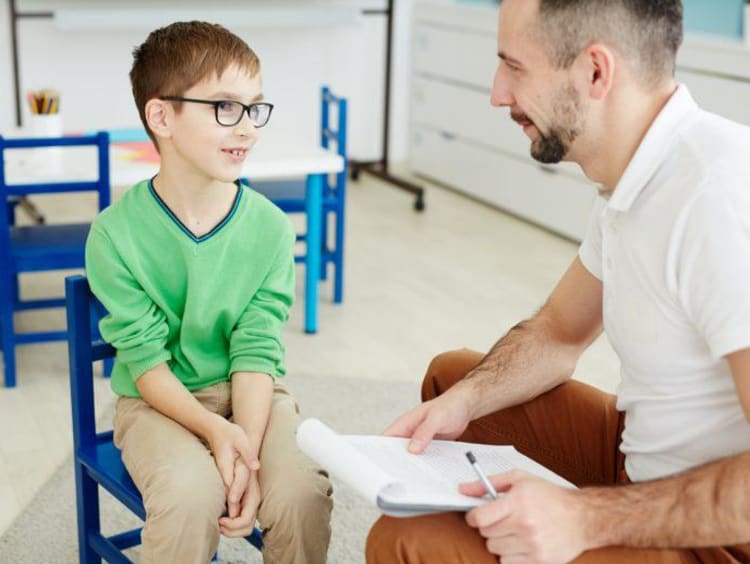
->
<box><xmin>160</xmin><ymin>96</ymin><xmax>274</xmax><ymax>128</ymax></box>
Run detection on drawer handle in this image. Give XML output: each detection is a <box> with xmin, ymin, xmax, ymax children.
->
<box><xmin>439</xmin><ymin>131</ymin><xmax>456</xmax><ymax>140</ymax></box>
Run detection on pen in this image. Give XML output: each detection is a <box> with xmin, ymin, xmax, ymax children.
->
<box><xmin>465</xmin><ymin>451</ymin><xmax>498</xmax><ymax>500</ymax></box>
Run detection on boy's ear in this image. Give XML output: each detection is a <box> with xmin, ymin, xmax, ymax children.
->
<box><xmin>145</xmin><ymin>98</ymin><xmax>172</xmax><ymax>142</ymax></box>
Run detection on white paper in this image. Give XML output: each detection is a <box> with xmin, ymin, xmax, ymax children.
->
<box><xmin>297</xmin><ymin>418</ymin><xmax>576</xmax><ymax>517</ymax></box>
<box><xmin>296</xmin><ymin>418</ymin><xmax>395</xmax><ymax>504</ymax></box>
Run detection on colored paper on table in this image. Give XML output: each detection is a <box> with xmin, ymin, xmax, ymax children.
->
<box><xmin>115</xmin><ymin>141</ymin><xmax>160</xmax><ymax>165</ymax></box>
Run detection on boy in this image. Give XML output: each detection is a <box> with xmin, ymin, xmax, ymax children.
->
<box><xmin>85</xmin><ymin>21</ymin><xmax>333</xmax><ymax>564</ymax></box>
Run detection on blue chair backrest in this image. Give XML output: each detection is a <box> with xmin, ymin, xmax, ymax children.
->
<box><xmin>321</xmin><ymin>86</ymin><xmax>348</xmax><ymax>195</ymax></box>
<box><xmin>0</xmin><ymin>132</ymin><xmax>110</xmax><ymax>202</ymax></box>
<box><xmin>0</xmin><ymin>132</ymin><xmax>110</xmax><ymax>267</ymax></box>
<box><xmin>65</xmin><ymin>274</ymin><xmax>116</xmax><ymax>452</ymax></box>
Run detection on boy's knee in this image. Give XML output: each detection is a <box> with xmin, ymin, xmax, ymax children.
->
<box><xmin>261</xmin><ymin>468</ymin><xmax>333</xmax><ymax>527</ymax></box>
<box><xmin>422</xmin><ymin>348</ymin><xmax>484</xmax><ymax>401</ymax></box>
<box><xmin>145</xmin><ymin>462</ymin><xmax>226</xmax><ymax>522</ymax></box>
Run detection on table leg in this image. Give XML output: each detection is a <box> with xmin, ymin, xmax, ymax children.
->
<box><xmin>304</xmin><ymin>174</ymin><xmax>323</xmax><ymax>334</ymax></box>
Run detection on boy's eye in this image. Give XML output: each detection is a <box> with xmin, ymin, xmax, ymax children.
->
<box><xmin>217</xmin><ymin>101</ymin><xmax>238</xmax><ymax>113</ymax></box>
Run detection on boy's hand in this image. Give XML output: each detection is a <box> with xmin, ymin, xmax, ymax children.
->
<box><xmin>207</xmin><ymin>416</ymin><xmax>260</xmax><ymax>488</ymax></box>
<box><xmin>227</xmin><ymin>458</ymin><xmax>251</xmax><ymax>518</ymax></box>
<box><xmin>220</xmin><ymin>469</ymin><xmax>262</xmax><ymax>538</ymax></box>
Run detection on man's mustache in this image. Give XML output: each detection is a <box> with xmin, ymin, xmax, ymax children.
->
<box><xmin>510</xmin><ymin>111</ymin><xmax>533</xmax><ymax>125</ymax></box>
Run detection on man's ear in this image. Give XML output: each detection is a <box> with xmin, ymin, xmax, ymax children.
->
<box><xmin>579</xmin><ymin>42</ymin><xmax>616</xmax><ymax>101</ymax></box>
<box><xmin>145</xmin><ymin>99</ymin><xmax>172</xmax><ymax>142</ymax></box>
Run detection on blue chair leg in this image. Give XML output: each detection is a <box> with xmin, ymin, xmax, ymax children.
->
<box><xmin>102</xmin><ymin>357</ymin><xmax>114</xmax><ymax>378</ymax></box>
<box><xmin>246</xmin><ymin>527</ymin><xmax>264</xmax><ymax>550</ymax></box>
<box><xmin>320</xmin><ymin>209</ymin><xmax>329</xmax><ymax>282</ymax></box>
<box><xmin>304</xmin><ymin>174</ymin><xmax>323</xmax><ymax>334</ymax></box>
<box><xmin>333</xmin><ymin>201</ymin><xmax>345</xmax><ymax>304</ymax></box>
<box><xmin>75</xmin><ymin>463</ymin><xmax>103</xmax><ymax>564</ymax></box>
<box><xmin>11</xmin><ymin>275</ymin><xmax>20</xmax><ymax>308</ymax></box>
<box><xmin>1</xmin><ymin>286</ymin><xmax>17</xmax><ymax>388</ymax></box>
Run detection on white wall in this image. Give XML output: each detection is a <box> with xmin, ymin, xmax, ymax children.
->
<box><xmin>0</xmin><ymin>0</ymin><xmax>415</xmax><ymax>162</ymax></box>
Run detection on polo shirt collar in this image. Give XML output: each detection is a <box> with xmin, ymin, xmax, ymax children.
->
<box><xmin>607</xmin><ymin>84</ymin><xmax>698</xmax><ymax>212</ymax></box>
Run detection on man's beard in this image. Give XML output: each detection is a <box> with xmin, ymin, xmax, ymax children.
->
<box><xmin>514</xmin><ymin>82</ymin><xmax>584</xmax><ymax>164</ymax></box>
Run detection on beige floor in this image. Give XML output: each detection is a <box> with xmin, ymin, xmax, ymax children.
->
<box><xmin>0</xmin><ymin>168</ymin><xmax>620</xmax><ymax>536</ymax></box>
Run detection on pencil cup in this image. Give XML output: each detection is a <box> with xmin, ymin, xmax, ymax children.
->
<box><xmin>28</xmin><ymin>113</ymin><xmax>64</xmax><ymax>172</ymax></box>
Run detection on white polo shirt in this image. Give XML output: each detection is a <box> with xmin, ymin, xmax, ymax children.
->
<box><xmin>578</xmin><ymin>85</ymin><xmax>750</xmax><ymax>482</ymax></box>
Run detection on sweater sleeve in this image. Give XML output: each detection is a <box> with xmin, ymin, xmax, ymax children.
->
<box><xmin>85</xmin><ymin>223</ymin><xmax>172</xmax><ymax>380</ymax></box>
<box><xmin>228</xmin><ymin>221</ymin><xmax>295</xmax><ymax>379</ymax></box>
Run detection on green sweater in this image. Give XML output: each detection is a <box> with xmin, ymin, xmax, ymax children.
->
<box><xmin>85</xmin><ymin>179</ymin><xmax>295</xmax><ymax>398</ymax></box>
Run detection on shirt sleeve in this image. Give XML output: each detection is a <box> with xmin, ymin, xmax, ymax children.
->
<box><xmin>578</xmin><ymin>196</ymin><xmax>606</xmax><ymax>280</ymax></box>
<box><xmin>228</xmin><ymin>221</ymin><xmax>295</xmax><ymax>379</ymax></box>
<box><xmin>675</xmin><ymin>189</ymin><xmax>750</xmax><ymax>359</ymax></box>
<box><xmin>85</xmin><ymin>223</ymin><xmax>172</xmax><ymax>380</ymax></box>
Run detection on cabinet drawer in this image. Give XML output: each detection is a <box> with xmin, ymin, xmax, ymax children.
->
<box><xmin>413</xmin><ymin>23</ymin><xmax>496</xmax><ymax>89</ymax></box>
<box><xmin>410</xmin><ymin>127</ymin><xmax>596</xmax><ymax>241</ymax></box>
<box><xmin>414</xmin><ymin>0</ymin><xmax>497</xmax><ymax>35</ymax></box>
<box><xmin>677</xmin><ymin>70</ymin><xmax>750</xmax><ymax>126</ymax></box>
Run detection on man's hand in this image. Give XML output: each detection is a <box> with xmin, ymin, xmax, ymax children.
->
<box><xmin>220</xmin><ymin>468</ymin><xmax>262</xmax><ymax>538</ymax></box>
<box><xmin>206</xmin><ymin>416</ymin><xmax>260</xmax><ymax>489</ymax></box>
<box><xmin>384</xmin><ymin>390</ymin><xmax>473</xmax><ymax>453</ymax></box>
<box><xmin>462</xmin><ymin>470</ymin><xmax>589</xmax><ymax>564</ymax></box>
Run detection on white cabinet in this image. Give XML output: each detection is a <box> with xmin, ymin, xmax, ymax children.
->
<box><xmin>409</xmin><ymin>0</ymin><xmax>750</xmax><ymax>242</ymax></box>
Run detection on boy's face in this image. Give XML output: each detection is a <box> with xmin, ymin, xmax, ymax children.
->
<box><xmin>163</xmin><ymin>64</ymin><xmax>264</xmax><ymax>184</ymax></box>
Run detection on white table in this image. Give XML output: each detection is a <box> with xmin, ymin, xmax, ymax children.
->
<box><xmin>3</xmin><ymin>129</ymin><xmax>344</xmax><ymax>333</ymax></box>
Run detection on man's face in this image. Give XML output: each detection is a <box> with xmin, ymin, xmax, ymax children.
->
<box><xmin>491</xmin><ymin>0</ymin><xmax>585</xmax><ymax>164</ymax></box>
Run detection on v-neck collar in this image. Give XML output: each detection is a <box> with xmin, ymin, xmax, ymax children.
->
<box><xmin>148</xmin><ymin>177</ymin><xmax>243</xmax><ymax>244</ymax></box>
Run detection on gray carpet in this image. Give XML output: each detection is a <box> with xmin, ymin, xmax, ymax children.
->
<box><xmin>0</xmin><ymin>374</ymin><xmax>421</xmax><ymax>563</ymax></box>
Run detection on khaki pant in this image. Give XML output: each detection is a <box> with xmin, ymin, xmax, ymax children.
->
<box><xmin>114</xmin><ymin>382</ymin><xmax>333</xmax><ymax>564</ymax></box>
<box><xmin>366</xmin><ymin>349</ymin><xmax>750</xmax><ymax>564</ymax></box>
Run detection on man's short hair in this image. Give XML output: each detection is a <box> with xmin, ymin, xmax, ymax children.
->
<box><xmin>130</xmin><ymin>21</ymin><xmax>260</xmax><ymax>145</ymax></box>
<box><xmin>535</xmin><ymin>0</ymin><xmax>683</xmax><ymax>86</ymax></box>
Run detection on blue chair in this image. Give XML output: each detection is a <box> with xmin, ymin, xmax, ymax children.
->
<box><xmin>0</xmin><ymin>132</ymin><xmax>111</xmax><ymax>387</ymax></box>
<box><xmin>65</xmin><ymin>275</ymin><xmax>263</xmax><ymax>564</ymax></box>
<box><xmin>252</xmin><ymin>86</ymin><xmax>348</xmax><ymax>304</ymax></box>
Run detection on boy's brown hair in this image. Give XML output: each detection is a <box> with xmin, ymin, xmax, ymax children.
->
<box><xmin>130</xmin><ymin>21</ymin><xmax>261</xmax><ymax>146</ymax></box>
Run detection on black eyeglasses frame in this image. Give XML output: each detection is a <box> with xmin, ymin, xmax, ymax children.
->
<box><xmin>159</xmin><ymin>96</ymin><xmax>274</xmax><ymax>128</ymax></box>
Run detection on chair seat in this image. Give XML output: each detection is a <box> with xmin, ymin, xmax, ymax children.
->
<box><xmin>252</xmin><ymin>181</ymin><xmax>339</xmax><ymax>214</ymax></box>
<box><xmin>79</xmin><ymin>439</ymin><xmax>145</xmax><ymax>520</ymax></box>
<box><xmin>252</xmin><ymin>180</ymin><xmax>307</xmax><ymax>212</ymax></box>
<box><xmin>10</xmin><ymin>223</ymin><xmax>90</xmax><ymax>269</ymax></box>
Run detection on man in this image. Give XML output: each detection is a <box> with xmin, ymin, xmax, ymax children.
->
<box><xmin>366</xmin><ymin>0</ymin><xmax>750</xmax><ymax>562</ymax></box>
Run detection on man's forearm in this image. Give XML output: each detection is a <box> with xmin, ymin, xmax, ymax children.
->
<box><xmin>581</xmin><ymin>451</ymin><xmax>750</xmax><ymax>549</ymax></box>
<box><xmin>231</xmin><ymin>372</ymin><xmax>274</xmax><ymax>455</ymax></box>
<box><xmin>456</xmin><ymin>315</ymin><xmax>582</xmax><ymax>419</ymax></box>
<box><xmin>136</xmin><ymin>363</ymin><xmax>222</xmax><ymax>441</ymax></box>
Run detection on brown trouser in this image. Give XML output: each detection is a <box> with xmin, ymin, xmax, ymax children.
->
<box><xmin>114</xmin><ymin>382</ymin><xmax>333</xmax><ymax>564</ymax></box>
<box><xmin>366</xmin><ymin>349</ymin><xmax>750</xmax><ymax>564</ymax></box>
